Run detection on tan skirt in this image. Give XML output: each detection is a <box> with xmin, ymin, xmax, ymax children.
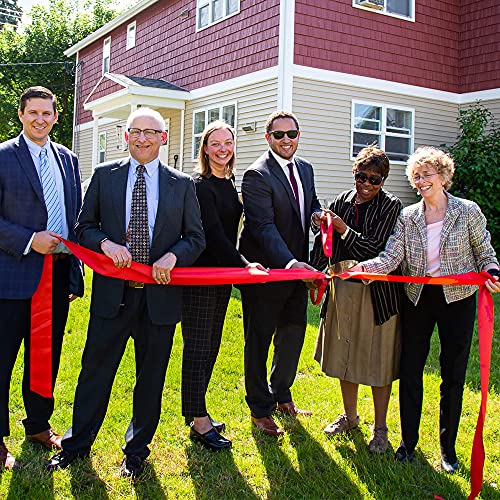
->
<box><xmin>314</xmin><ymin>278</ymin><xmax>400</xmax><ymax>386</ymax></box>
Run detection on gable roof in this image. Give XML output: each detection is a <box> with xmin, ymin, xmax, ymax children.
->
<box><xmin>64</xmin><ymin>0</ymin><xmax>158</xmax><ymax>57</ymax></box>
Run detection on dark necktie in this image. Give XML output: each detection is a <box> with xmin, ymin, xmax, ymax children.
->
<box><xmin>287</xmin><ymin>162</ymin><xmax>301</xmax><ymax>212</ymax></box>
<box><xmin>127</xmin><ymin>164</ymin><xmax>150</xmax><ymax>264</ymax></box>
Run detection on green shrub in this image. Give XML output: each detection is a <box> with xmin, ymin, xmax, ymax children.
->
<box><xmin>443</xmin><ymin>102</ymin><xmax>500</xmax><ymax>250</ymax></box>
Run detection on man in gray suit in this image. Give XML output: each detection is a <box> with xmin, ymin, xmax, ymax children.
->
<box><xmin>47</xmin><ymin>108</ymin><xmax>205</xmax><ymax>477</ymax></box>
<box><xmin>239</xmin><ymin>111</ymin><xmax>323</xmax><ymax>436</ymax></box>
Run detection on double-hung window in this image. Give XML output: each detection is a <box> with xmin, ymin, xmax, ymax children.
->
<box><xmin>351</xmin><ymin>101</ymin><xmax>414</xmax><ymax>162</ymax></box>
<box><xmin>126</xmin><ymin>22</ymin><xmax>136</xmax><ymax>50</ymax></box>
<box><xmin>98</xmin><ymin>132</ymin><xmax>106</xmax><ymax>163</ymax></box>
<box><xmin>353</xmin><ymin>0</ymin><xmax>414</xmax><ymax>21</ymax></box>
<box><xmin>197</xmin><ymin>0</ymin><xmax>239</xmax><ymax>30</ymax></box>
<box><xmin>192</xmin><ymin>103</ymin><xmax>236</xmax><ymax>159</ymax></box>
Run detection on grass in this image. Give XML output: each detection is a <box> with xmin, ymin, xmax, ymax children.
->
<box><xmin>1</xmin><ymin>272</ymin><xmax>499</xmax><ymax>499</ymax></box>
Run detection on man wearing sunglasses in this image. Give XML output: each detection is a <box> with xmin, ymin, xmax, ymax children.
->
<box><xmin>239</xmin><ymin>110</ymin><xmax>323</xmax><ymax>436</ymax></box>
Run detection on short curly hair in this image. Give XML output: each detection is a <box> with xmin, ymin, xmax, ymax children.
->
<box><xmin>406</xmin><ymin>146</ymin><xmax>455</xmax><ymax>190</ymax></box>
<box><xmin>352</xmin><ymin>145</ymin><xmax>390</xmax><ymax>178</ymax></box>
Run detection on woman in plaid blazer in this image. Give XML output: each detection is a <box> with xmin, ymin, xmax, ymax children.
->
<box><xmin>355</xmin><ymin>146</ymin><xmax>499</xmax><ymax>473</ymax></box>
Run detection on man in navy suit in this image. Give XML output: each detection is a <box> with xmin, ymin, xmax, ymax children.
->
<box><xmin>47</xmin><ymin>107</ymin><xmax>205</xmax><ymax>478</ymax></box>
<box><xmin>239</xmin><ymin>111</ymin><xmax>323</xmax><ymax>436</ymax></box>
<box><xmin>0</xmin><ymin>86</ymin><xmax>84</xmax><ymax>469</ymax></box>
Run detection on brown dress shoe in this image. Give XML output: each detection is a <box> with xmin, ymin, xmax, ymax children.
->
<box><xmin>27</xmin><ymin>429</ymin><xmax>62</xmax><ymax>450</ymax></box>
<box><xmin>275</xmin><ymin>402</ymin><xmax>312</xmax><ymax>417</ymax></box>
<box><xmin>251</xmin><ymin>416</ymin><xmax>284</xmax><ymax>436</ymax></box>
<box><xmin>0</xmin><ymin>443</ymin><xmax>19</xmax><ymax>470</ymax></box>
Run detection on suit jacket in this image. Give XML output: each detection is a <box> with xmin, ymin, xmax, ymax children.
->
<box><xmin>239</xmin><ymin>151</ymin><xmax>321</xmax><ymax>269</ymax></box>
<box><xmin>76</xmin><ymin>159</ymin><xmax>205</xmax><ymax>325</ymax></box>
<box><xmin>363</xmin><ymin>192</ymin><xmax>498</xmax><ymax>304</ymax></box>
<box><xmin>0</xmin><ymin>134</ymin><xmax>84</xmax><ymax>299</ymax></box>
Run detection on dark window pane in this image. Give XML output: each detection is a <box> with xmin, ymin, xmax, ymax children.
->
<box><xmin>385</xmin><ymin>136</ymin><xmax>411</xmax><ymax>161</ymax></box>
<box><xmin>352</xmin><ymin>132</ymin><xmax>381</xmax><ymax>156</ymax></box>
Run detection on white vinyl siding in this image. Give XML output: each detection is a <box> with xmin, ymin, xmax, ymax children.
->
<box><xmin>184</xmin><ymin>77</ymin><xmax>278</xmax><ymax>182</ymax></box>
<box><xmin>292</xmin><ymin>77</ymin><xmax>459</xmax><ymax>208</ymax></box>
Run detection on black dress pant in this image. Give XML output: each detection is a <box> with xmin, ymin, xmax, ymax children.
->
<box><xmin>0</xmin><ymin>257</ymin><xmax>70</xmax><ymax>438</ymax></box>
<box><xmin>61</xmin><ymin>287</ymin><xmax>175</xmax><ymax>459</ymax></box>
<box><xmin>240</xmin><ymin>281</ymin><xmax>308</xmax><ymax>418</ymax></box>
<box><xmin>181</xmin><ymin>285</ymin><xmax>232</xmax><ymax>419</ymax></box>
<box><xmin>400</xmin><ymin>285</ymin><xmax>476</xmax><ymax>462</ymax></box>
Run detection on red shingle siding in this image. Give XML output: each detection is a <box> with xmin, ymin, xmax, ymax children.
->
<box><xmin>459</xmin><ymin>0</ymin><xmax>500</xmax><ymax>93</ymax></box>
<box><xmin>76</xmin><ymin>0</ymin><xmax>280</xmax><ymax>124</ymax></box>
<box><xmin>294</xmin><ymin>0</ymin><xmax>461</xmax><ymax>93</ymax></box>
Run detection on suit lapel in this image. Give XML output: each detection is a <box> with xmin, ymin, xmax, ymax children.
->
<box><xmin>296</xmin><ymin>158</ymin><xmax>311</xmax><ymax>217</ymax></box>
<box><xmin>110</xmin><ymin>160</ymin><xmax>129</xmax><ymax>238</ymax></box>
<box><xmin>440</xmin><ymin>193</ymin><xmax>461</xmax><ymax>252</ymax></box>
<box><xmin>268</xmin><ymin>153</ymin><xmax>301</xmax><ymax>221</ymax></box>
<box><xmin>152</xmin><ymin>163</ymin><xmax>175</xmax><ymax>245</ymax></box>
<box><xmin>410</xmin><ymin>201</ymin><xmax>428</xmax><ymax>254</ymax></box>
<box><xmin>14</xmin><ymin>135</ymin><xmax>45</xmax><ymax>205</ymax></box>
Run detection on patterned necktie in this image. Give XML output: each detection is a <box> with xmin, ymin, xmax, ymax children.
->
<box><xmin>40</xmin><ymin>146</ymin><xmax>63</xmax><ymax>235</ymax></box>
<box><xmin>127</xmin><ymin>164</ymin><xmax>150</xmax><ymax>264</ymax></box>
<box><xmin>287</xmin><ymin>162</ymin><xmax>301</xmax><ymax>212</ymax></box>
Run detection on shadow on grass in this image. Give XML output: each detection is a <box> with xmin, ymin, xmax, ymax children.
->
<box><xmin>252</xmin><ymin>420</ymin><xmax>363</xmax><ymax>499</ymax></box>
<box><xmin>337</xmin><ymin>430</ymin><xmax>466</xmax><ymax>499</ymax></box>
<box><xmin>68</xmin><ymin>456</ymin><xmax>110</xmax><ymax>499</ymax></box>
<box><xmin>133</xmin><ymin>461</ymin><xmax>167</xmax><ymax>499</ymax></box>
<box><xmin>6</xmin><ymin>439</ymin><xmax>55</xmax><ymax>500</ymax></box>
<box><xmin>186</xmin><ymin>443</ymin><xmax>257</xmax><ymax>499</ymax></box>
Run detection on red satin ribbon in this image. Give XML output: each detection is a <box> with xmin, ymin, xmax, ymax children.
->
<box><xmin>321</xmin><ymin>212</ymin><xmax>333</xmax><ymax>258</ymax></box>
<box><xmin>30</xmin><ymin>255</ymin><xmax>53</xmax><ymax>398</ymax></box>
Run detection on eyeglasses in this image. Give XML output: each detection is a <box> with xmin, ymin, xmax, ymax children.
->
<box><xmin>412</xmin><ymin>173</ymin><xmax>437</xmax><ymax>183</ymax></box>
<box><xmin>268</xmin><ymin>130</ymin><xmax>299</xmax><ymax>140</ymax></box>
<box><xmin>354</xmin><ymin>171</ymin><xmax>384</xmax><ymax>186</ymax></box>
<box><xmin>128</xmin><ymin>128</ymin><xmax>163</xmax><ymax>139</ymax></box>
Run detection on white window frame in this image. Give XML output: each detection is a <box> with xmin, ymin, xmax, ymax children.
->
<box><xmin>192</xmin><ymin>102</ymin><xmax>237</xmax><ymax>160</ymax></box>
<box><xmin>102</xmin><ymin>37</ymin><xmax>111</xmax><ymax>74</ymax></box>
<box><xmin>126</xmin><ymin>21</ymin><xmax>136</xmax><ymax>50</ymax></box>
<box><xmin>350</xmin><ymin>100</ymin><xmax>414</xmax><ymax>163</ymax></box>
<box><xmin>196</xmin><ymin>0</ymin><xmax>240</xmax><ymax>31</ymax></box>
<box><xmin>98</xmin><ymin>131</ymin><xmax>106</xmax><ymax>163</ymax></box>
<box><xmin>352</xmin><ymin>0</ymin><xmax>415</xmax><ymax>22</ymax></box>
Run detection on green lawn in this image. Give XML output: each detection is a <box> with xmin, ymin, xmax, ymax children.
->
<box><xmin>1</xmin><ymin>273</ymin><xmax>499</xmax><ymax>499</ymax></box>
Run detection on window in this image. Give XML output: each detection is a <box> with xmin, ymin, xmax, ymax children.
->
<box><xmin>99</xmin><ymin>132</ymin><xmax>106</xmax><ymax>163</ymax></box>
<box><xmin>192</xmin><ymin>103</ymin><xmax>236</xmax><ymax>159</ymax></box>
<box><xmin>102</xmin><ymin>37</ymin><xmax>111</xmax><ymax>74</ymax></box>
<box><xmin>197</xmin><ymin>0</ymin><xmax>239</xmax><ymax>30</ymax></box>
<box><xmin>351</xmin><ymin>101</ymin><xmax>413</xmax><ymax>162</ymax></box>
<box><xmin>126</xmin><ymin>22</ymin><xmax>136</xmax><ymax>50</ymax></box>
<box><xmin>353</xmin><ymin>0</ymin><xmax>413</xmax><ymax>20</ymax></box>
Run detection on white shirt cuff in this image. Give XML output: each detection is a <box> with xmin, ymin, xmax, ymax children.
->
<box><xmin>285</xmin><ymin>259</ymin><xmax>298</xmax><ymax>269</ymax></box>
<box><xmin>23</xmin><ymin>233</ymin><xmax>36</xmax><ymax>255</ymax></box>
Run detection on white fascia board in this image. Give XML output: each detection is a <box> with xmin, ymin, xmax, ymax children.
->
<box><xmin>293</xmin><ymin>65</ymin><xmax>500</xmax><ymax>104</ymax></box>
<box><xmin>458</xmin><ymin>88</ymin><xmax>500</xmax><ymax>104</ymax></box>
<box><xmin>127</xmin><ymin>86</ymin><xmax>188</xmax><ymax>101</ymax></box>
<box><xmin>188</xmin><ymin>66</ymin><xmax>278</xmax><ymax>100</ymax></box>
<box><xmin>64</xmin><ymin>0</ymin><xmax>159</xmax><ymax>57</ymax></box>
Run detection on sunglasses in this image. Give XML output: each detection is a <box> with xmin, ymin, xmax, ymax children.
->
<box><xmin>268</xmin><ymin>130</ymin><xmax>299</xmax><ymax>140</ymax></box>
<box><xmin>354</xmin><ymin>171</ymin><xmax>384</xmax><ymax>186</ymax></box>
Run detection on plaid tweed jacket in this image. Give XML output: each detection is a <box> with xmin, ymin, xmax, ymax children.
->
<box><xmin>363</xmin><ymin>192</ymin><xmax>498</xmax><ymax>305</ymax></box>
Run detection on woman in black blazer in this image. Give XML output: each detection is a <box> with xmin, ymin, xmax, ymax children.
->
<box><xmin>181</xmin><ymin>121</ymin><xmax>263</xmax><ymax>451</ymax></box>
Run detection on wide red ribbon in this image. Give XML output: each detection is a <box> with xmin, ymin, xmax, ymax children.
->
<box><xmin>30</xmin><ymin>255</ymin><xmax>53</xmax><ymax>398</ymax></box>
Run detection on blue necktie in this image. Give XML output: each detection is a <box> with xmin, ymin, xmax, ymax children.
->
<box><xmin>40</xmin><ymin>146</ymin><xmax>63</xmax><ymax>235</ymax></box>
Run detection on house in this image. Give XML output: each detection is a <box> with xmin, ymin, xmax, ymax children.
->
<box><xmin>65</xmin><ymin>0</ymin><xmax>500</xmax><ymax>206</ymax></box>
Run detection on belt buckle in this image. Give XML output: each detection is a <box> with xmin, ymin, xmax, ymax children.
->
<box><xmin>128</xmin><ymin>281</ymin><xmax>145</xmax><ymax>288</ymax></box>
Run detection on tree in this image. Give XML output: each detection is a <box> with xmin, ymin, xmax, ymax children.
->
<box><xmin>0</xmin><ymin>0</ymin><xmax>22</xmax><ymax>30</ymax></box>
<box><xmin>444</xmin><ymin>102</ymin><xmax>500</xmax><ymax>249</ymax></box>
<box><xmin>0</xmin><ymin>0</ymin><xmax>118</xmax><ymax>145</ymax></box>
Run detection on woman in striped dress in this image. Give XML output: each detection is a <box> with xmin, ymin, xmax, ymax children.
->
<box><xmin>310</xmin><ymin>146</ymin><xmax>402</xmax><ymax>453</ymax></box>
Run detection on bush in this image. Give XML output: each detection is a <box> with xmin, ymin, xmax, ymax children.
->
<box><xmin>444</xmin><ymin>102</ymin><xmax>500</xmax><ymax>250</ymax></box>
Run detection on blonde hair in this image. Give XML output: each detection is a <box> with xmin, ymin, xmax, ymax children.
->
<box><xmin>406</xmin><ymin>146</ymin><xmax>455</xmax><ymax>190</ymax></box>
<box><xmin>195</xmin><ymin>121</ymin><xmax>235</xmax><ymax>178</ymax></box>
